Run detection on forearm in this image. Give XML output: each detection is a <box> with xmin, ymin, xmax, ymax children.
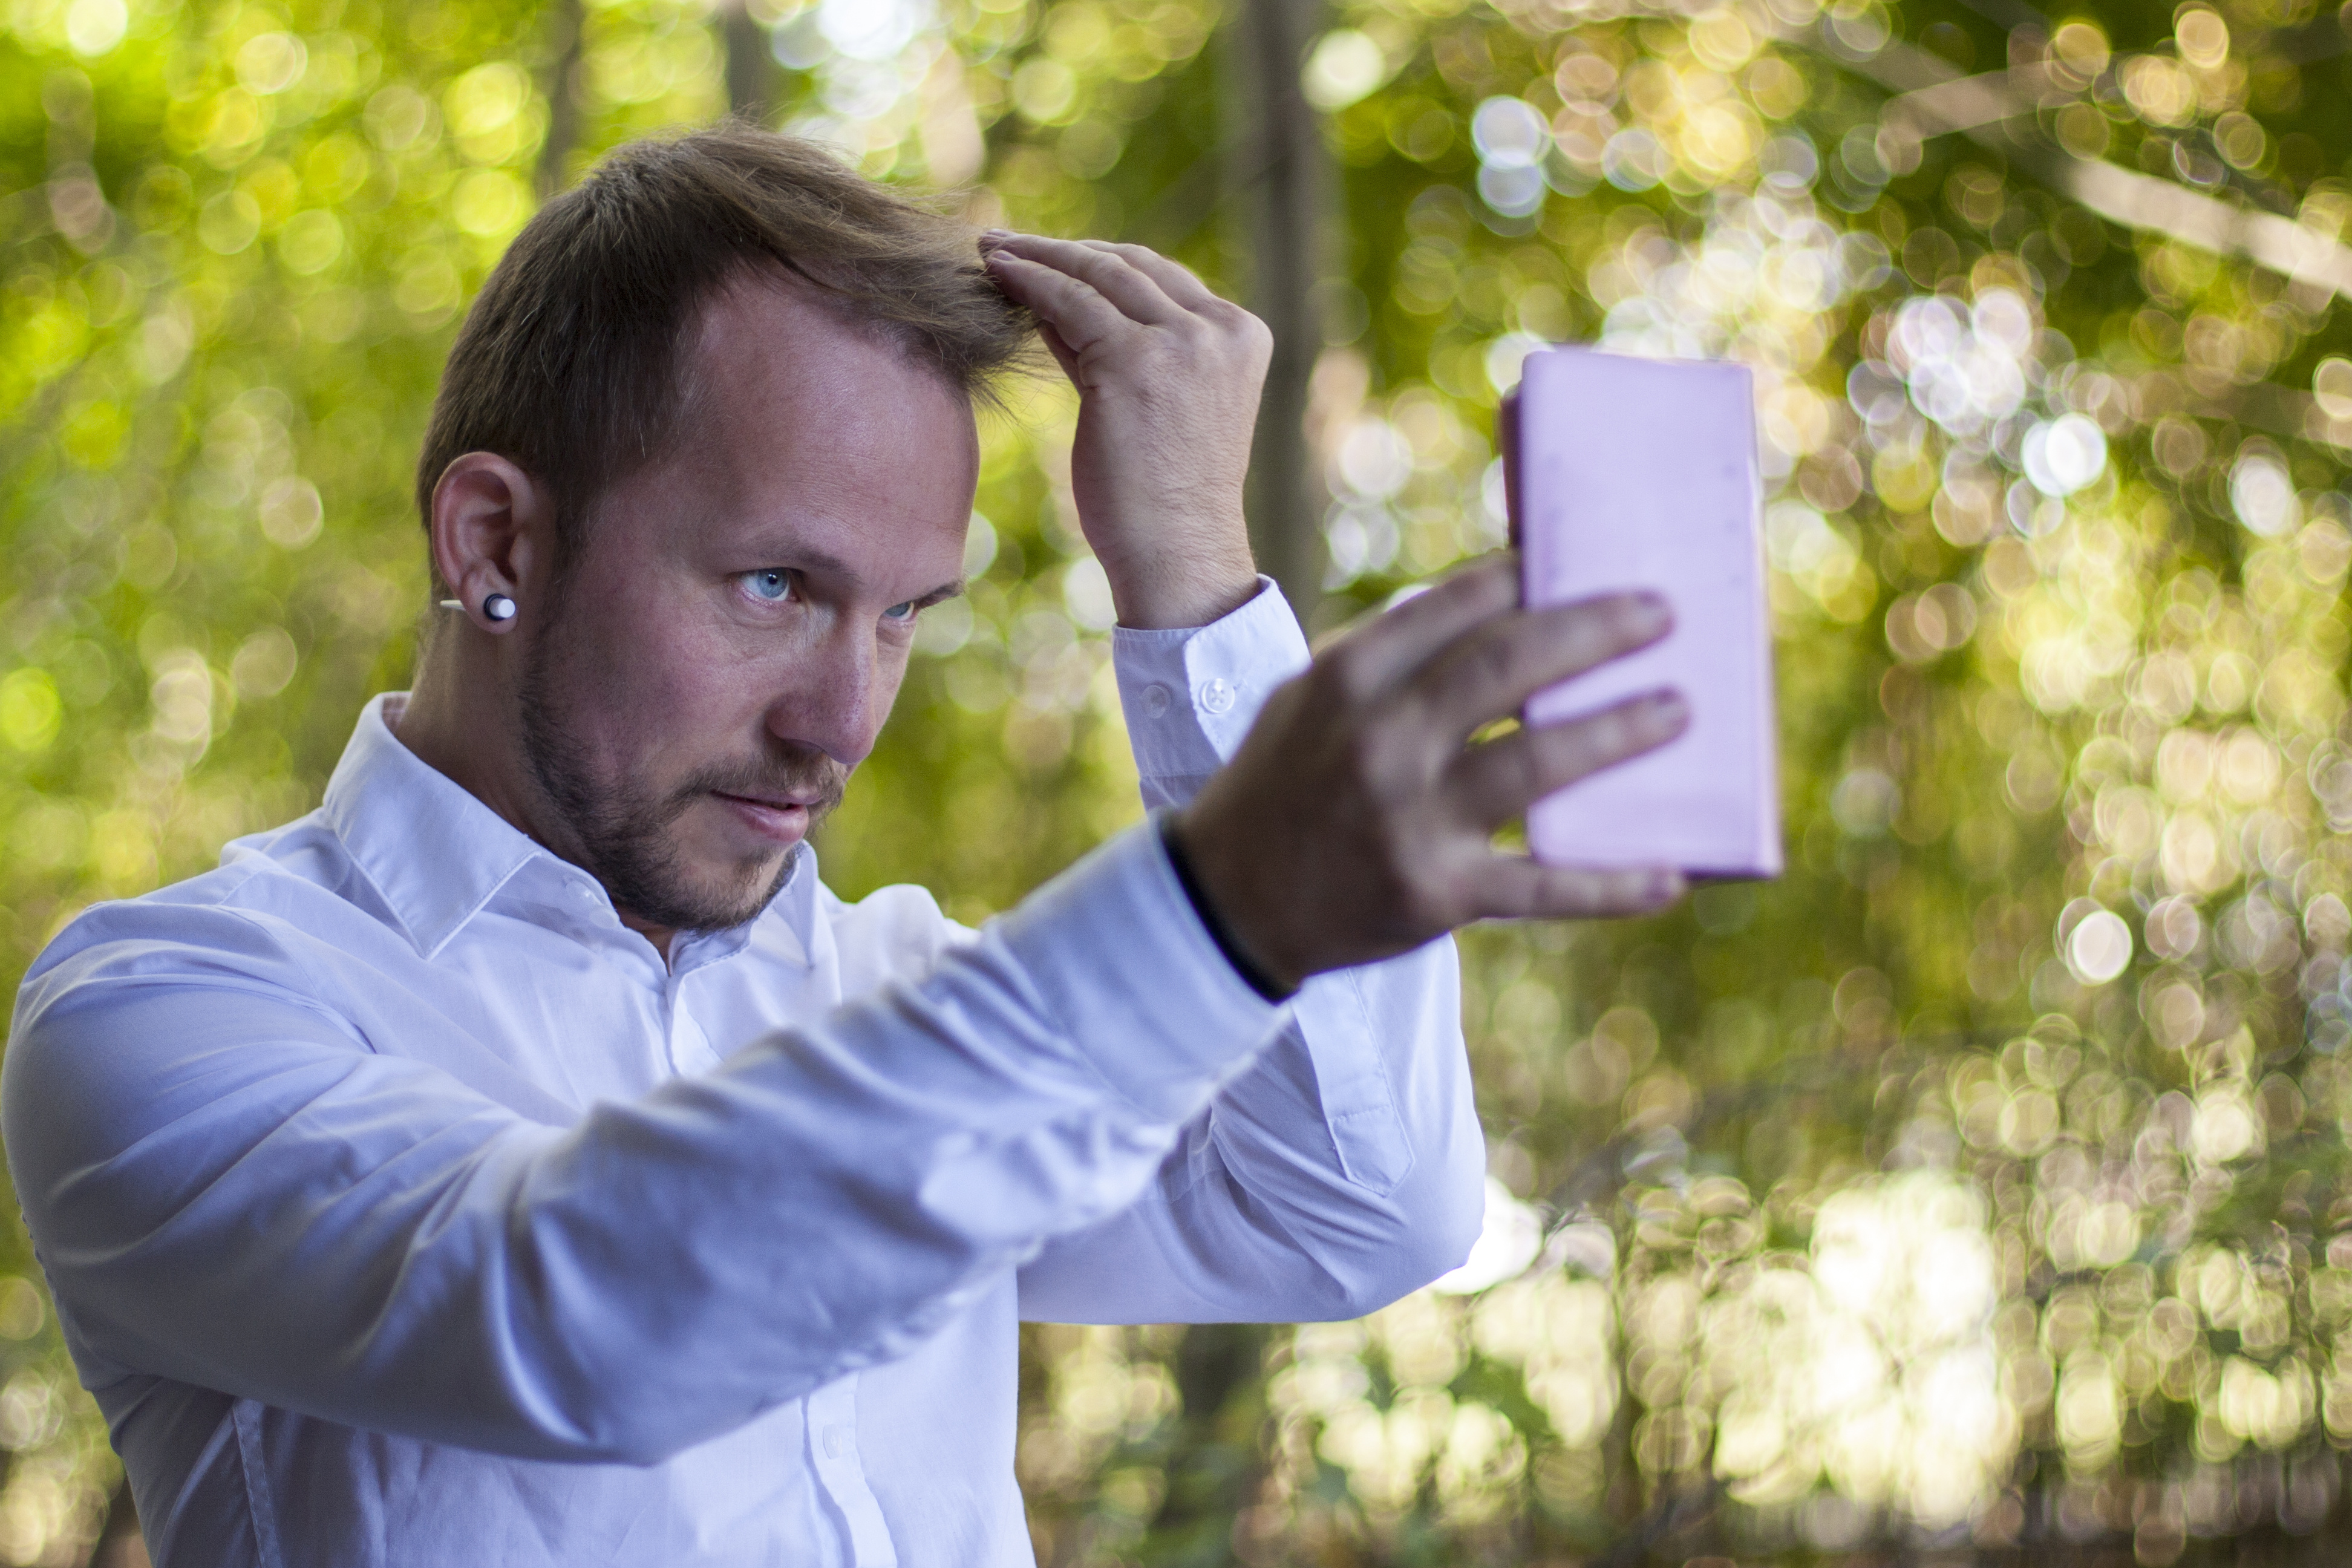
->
<box><xmin>1025</xmin><ymin>577</ymin><xmax>1488</xmax><ymax>1322</ymax></box>
<box><xmin>8</xmin><ymin>827</ymin><xmax>1279</xmax><ymax>1463</ymax></box>
<box><xmin>1018</xmin><ymin>934</ymin><xmax>1484</xmax><ymax>1324</ymax></box>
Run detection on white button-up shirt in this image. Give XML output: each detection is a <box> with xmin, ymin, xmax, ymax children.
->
<box><xmin>5</xmin><ymin>586</ymin><xmax>1482</xmax><ymax>1567</ymax></box>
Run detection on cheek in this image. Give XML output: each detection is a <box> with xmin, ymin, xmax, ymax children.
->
<box><xmin>867</xmin><ymin>648</ymin><xmax>913</xmax><ymax>726</ymax></box>
<box><xmin>544</xmin><ymin>602</ymin><xmax>756</xmax><ymax>763</ymax></box>
<box><xmin>757</xmin><ymin>634</ymin><xmax>907</xmax><ymax>742</ymax></box>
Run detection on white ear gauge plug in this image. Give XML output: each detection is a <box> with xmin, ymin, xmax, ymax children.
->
<box><xmin>436</xmin><ymin>595</ymin><xmax>518</xmax><ymax>622</ymax></box>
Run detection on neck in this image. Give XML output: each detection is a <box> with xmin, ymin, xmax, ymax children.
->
<box><xmin>396</xmin><ymin>633</ymin><xmax>682</xmax><ymax>965</ymax></box>
<box><xmin>394</xmin><ymin>630</ymin><xmax>535</xmax><ymax>845</ymax></box>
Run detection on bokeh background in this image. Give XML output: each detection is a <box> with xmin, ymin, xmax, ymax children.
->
<box><xmin>6</xmin><ymin>0</ymin><xmax>2352</xmax><ymax>1561</ymax></box>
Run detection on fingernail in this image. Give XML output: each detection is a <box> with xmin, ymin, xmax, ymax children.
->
<box><xmin>1650</xmin><ymin>871</ymin><xmax>1684</xmax><ymax>903</ymax></box>
<box><xmin>1649</xmin><ymin>691</ymin><xmax>1689</xmax><ymax>728</ymax></box>
<box><xmin>978</xmin><ymin>228</ymin><xmax>1013</xmax><ymax>246</ymax></box>
<box><xmin>1633</xmin><ymin>593</ymin><xmax>1672</xmax><ymax>633</ymax></box>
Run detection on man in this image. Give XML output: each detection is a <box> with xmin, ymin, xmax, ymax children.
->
<box><xmin>5</xmin><ymin>128</ymin><xmax>1686</xmax><ymax>1565</ymax></box>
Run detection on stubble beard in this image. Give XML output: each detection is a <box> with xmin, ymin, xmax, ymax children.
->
<box><xmin>516</xmin><ymin>625</ymin><xmax>847</xmax><ymax>935</ymax></box>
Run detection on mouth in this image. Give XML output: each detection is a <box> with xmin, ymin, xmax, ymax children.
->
<box><xmin>710</xmin><ymin>790</ymin><xmax>815</xmax><ymax>846</ymax></box>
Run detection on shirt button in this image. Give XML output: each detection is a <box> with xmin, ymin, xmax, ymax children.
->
<box><xmin>1140</xmin><ymin>682</ymin><xmax>1172</xmax><ymax>719</ymax></box>
<box><xmin>822</xmin><ymin>1423</ymin><xmax>853</xmax><ymax>1460</ymax></box>
<box><xmin>1197</xmin><ymin>678</ymin><xmax>1236</xmax><ymax>716</ymax></box>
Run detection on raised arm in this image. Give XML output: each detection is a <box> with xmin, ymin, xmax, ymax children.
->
<box><xmin>985</xmin><ymin>234</ymin><xmax>1689</xmax><ymax>1324</ymax></box>
<box><xmin>5</xmin><ymin>829</ymin><xmax>1277</xmax><ymax>1466</ymax></box>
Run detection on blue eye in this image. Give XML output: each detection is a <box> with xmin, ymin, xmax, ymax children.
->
<box><xmin>742</xmin><ymin>569</ymin><xmax>794</xmax><ymax>603</ymax></box>
<box><xmin>881</xmin><ymin>601</ymin><xmax>916</xmax><ymax>622</ymax></box>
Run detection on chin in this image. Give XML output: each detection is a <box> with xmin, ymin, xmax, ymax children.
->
<box><xmin>695</xmin><ymin>849</ymin><xmax>798</xmax><ymax>921</ymax></box>
<box><xmin>684</xmin><ymin>826</ymin><xmax>794</xmax><ymax>881</ymax></box>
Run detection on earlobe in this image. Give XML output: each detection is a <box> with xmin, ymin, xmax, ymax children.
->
<box><xmin>430</xmin><ymin>452</ymin><xmax>544</xmax><ymax>635</ymax></box>
<box><xmin>439</xmin><ymin>592</ymin><xmax>520</xmax><ymax>627</ymax></box>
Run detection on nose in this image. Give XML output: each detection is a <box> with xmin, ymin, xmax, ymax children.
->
<box><xmin>764</xmin><ymin>615</ymin><xmax>886</xmax><ymax>768</ymax></box>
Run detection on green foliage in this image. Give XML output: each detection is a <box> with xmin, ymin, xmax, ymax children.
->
<box><xmin>8</xmin><ymin>0</ymin><xmax>2352</xmax><ymax>1561</ymax></box>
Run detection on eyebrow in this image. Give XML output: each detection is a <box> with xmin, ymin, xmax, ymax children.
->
<box><xmin>768</xmin><ymin>541</ymin><xmax>964</xmax><ymax>606</ymax></box>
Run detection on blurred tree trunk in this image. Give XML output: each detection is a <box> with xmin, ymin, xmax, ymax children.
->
<box><xmin>83</xmin><ymin>1478</ymin><xmax>145</xmax><ymax>1568</ymax></box>
<box><xmin>1148</xmin><ymin>1322</ymin><xmax>1271</xmax><ymax>1555</ymax></box>
<box><xmin>535</xmin><ymin>0</ymin><xmax>585</xmax><ymax>198</ymax></box>
<box><xmin>1223</xmin><ymin>0</ymin><xmax>1334</xmax><ymax>628</ymax></box>
<box><xmin>719</xmin><ymin>0</ymin><xmax>776</xmax><ymax>123</ymax></box>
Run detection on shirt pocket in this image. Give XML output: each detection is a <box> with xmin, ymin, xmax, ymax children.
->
<box><xmin>1299</xmin><ymin>972</ymin><xmax>1415</xmax><ymax>1197</ymax></box>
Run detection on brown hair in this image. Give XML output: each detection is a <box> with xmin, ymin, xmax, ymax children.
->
<box><xmin>414</xmin><ymin>123</ymin><xmax>1031</xmax><ymax>577</ymax></box>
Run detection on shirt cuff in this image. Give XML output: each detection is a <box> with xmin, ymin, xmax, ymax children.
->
<box><xmin>991</xmin><ymin>820</ymin><xmax>1284</xmax><ymax>1122</ymax></box>
<box><xmin>1111</xmin><ymin>577</ymin><xmax>1310</xmax><ymax>782</ymax></box>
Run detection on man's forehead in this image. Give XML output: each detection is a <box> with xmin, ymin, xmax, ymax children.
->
<box><xmin>684</xmin><ymin>266</ymin><xmax>967</xmax><ymax>411</ymax></box>
<box><xmin>589</xmin><ymin>271</ymin><xmax>978</xmax><ymax>566</ymax></box>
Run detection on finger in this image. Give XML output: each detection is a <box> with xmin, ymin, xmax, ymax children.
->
<box><xmin>1034</xmin><ymin>319</ymin><xmax>1083</xmax><ymax>384</ymax></box>
<box><xmin>1405</xmin><ymin>591</ymin><xmax>1673</xmax><ymax>739</ymax></box>
<box><xmin>1466</xmin><ymin>856</ymin><xmax>1686</xmax><ymax>921</ymax></box>
<box><xmin>1318</xmin><ymin>557</ymin><xmax>1523</xmax><ymax>698</ymax></box>
<box><xmin>984</xmin><ymin>232</ymin><xmax>1186</xmax><ymax>327</ymax></box>
<box><xmin>1077</xmin><ymin>240</ymin><xmax>1223</xmax><ymax>312</ymax></box>
<box><xmin>983</xmin><ymin>250</ymin><xmax>1144</xmax><ymax>358</ymax></box>
<box><xmin>1448</xmin><ymin>689</ymin><xmax>1688</xmax><ymax>824</ymax></box>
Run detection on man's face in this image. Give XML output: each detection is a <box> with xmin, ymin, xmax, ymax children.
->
<box><xmin>517</xmin><ymin>278</ymin><xmax>978</xmax><ymax>935</ymax></box>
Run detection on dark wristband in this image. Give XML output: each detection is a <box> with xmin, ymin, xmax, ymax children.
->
<box><xmin>1154</xmin><ymin>810</ymin><xmax>1298</xmax><ymax>1004</ymax></box>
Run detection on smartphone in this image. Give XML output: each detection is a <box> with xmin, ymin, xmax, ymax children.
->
<box><xmin>1501</xmin><ymin>347</ymin><xmax>1782</xmax><ymax>880</ymax></box>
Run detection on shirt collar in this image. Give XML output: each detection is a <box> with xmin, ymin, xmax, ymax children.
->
<box><xmin>320</xmin><ymin>694</ymin><xmax>823</xmax><ymax>967</ymax></box>
<box><xmin>322</xmin><ymin>694</ymin><xmax>544</xmax><ymax>959</ymax></box>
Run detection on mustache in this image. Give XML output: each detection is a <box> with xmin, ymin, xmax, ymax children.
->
<box><xmin>670</xmin><ymin>755</ymin><xmax>849</xmax><ymax>818</ymax></box>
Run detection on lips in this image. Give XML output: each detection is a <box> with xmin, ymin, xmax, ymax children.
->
<box><xmin>715</xmin><ymin>787</ymin><xmax>823</xmax><ymax>811</ymax></box>
<box><xmin>711</xmin><ymin>791</ymin><xmax>814</xmax><ymax>845</ymax></box>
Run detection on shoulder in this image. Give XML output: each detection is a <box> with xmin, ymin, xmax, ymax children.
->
<box><xmin>5</xmin><ymin>851</ymin><xmax>385</xmax><ymax>1199</ymax></box>
<box><xmin>14</xmin><ymin>814</ymin><xmax>377</xmax><ymax>1041</ymax></box>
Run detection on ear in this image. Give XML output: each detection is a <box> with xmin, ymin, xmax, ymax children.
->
<box><xmin>430</xmin><ymin>454</ymin><xmax>549</xmax><ymax>633</ymax></box>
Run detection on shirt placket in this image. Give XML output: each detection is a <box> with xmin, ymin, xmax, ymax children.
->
<box><xmin>664</xmin><ymin>930</ymin><xmax>757</xmax><ymax>1076</ymax></box>
<box><xmin>549</xmin><ymin>869</ymin><xmax>702</xmax><ymax>1082</ymax></box>
<box><xmin>805</xmin><ymin>1376</ymin><xmax>897</xmax><ymax>1566</ymax></box>
<box><xmin>658</xmin><ymin>964</ymin><xmax>692</xmax><ymax>1076</ymax></box>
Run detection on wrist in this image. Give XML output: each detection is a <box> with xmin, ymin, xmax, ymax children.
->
<box><xmin>1157</xmin><ymin>809</ymin><xmax>1301</xmax><ymax>1001</ymax></box>
<box><xmin>1103</xmin><ymin>552</ymin><xmax>1261</xmax><ymax>630</ymax></box>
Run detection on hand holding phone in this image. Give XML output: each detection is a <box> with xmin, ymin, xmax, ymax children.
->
<box><xmin>1503</xmin><ymin>348</ymin><xmax>1783</xmax><ymax>880</ymax></box>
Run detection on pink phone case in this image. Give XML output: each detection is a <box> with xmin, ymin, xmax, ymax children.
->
<box><xmin>1503</xmin><ymin>347</ymin><xmax>1782</xmax><ymax>879</ymax></box>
